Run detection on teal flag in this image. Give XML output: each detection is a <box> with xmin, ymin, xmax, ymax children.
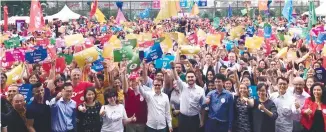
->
<box><xmin>241</xmin><ymin>9</ymin><xmax>247</xmax><ymax>16</ymax></box>
<box><xmin>308</xmin><ymin>1</ymin><xmax>317</xmax><ymax>29</ymax></box>
<box><xmin>212</xmin><ymin>17</ymin><xmax>220</xmax><ymax>28</ymax></box>
<box><xmin>4</xmin><ymin>37</ymin><xmax>20</xmax><ymax>49</ymax></box>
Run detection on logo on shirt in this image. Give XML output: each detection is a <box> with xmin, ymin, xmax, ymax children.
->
<box><xmin>221</xmin><ymin>98</ymin><xmax>225</xmax><ymax>103</ymax></box>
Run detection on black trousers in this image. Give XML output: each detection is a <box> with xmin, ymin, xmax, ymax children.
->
<box><xmin>178</xmin><ymin>113</ymin><xmax>200</xmax><ymax>132</ymax></box>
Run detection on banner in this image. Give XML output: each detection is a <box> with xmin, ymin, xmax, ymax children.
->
<box><xmin>36</xmin><ymin>38</ymin><xmax>50</xmax><ymax>47</ymax></box>
<box><xmin>113</xmin><ymin>46</ymin><xmax>134</xmax><ymax>62</ymax></box>
<box><xmin>91</xmin><ymin>56</ymin><xmax>104</xmax><ymax>72</ymax></box>
<box><xmin>180</xmin><ymin>0</ymin><xmax>188</xmax><ymax>7</ymax></box>
<box><xmin>212</xmin><ymin>17</ymin><xmax>220</xmax><ymax>28</ymax></box>
<box><xmin>108</xmin><ymin>35</ymin><xmax>122</xmax><ymax>48</ymax></box>
<box><xmin>102</xmin><ymin>43</ymin><xmax>114</xmax><ymax>59</ymax></box>
<box><xmin>264</xmin><ymin>23</ymin><xmax>272</xmax><ymax>38</ymax></box>
<box><xmin>155</xmin><ymin>55</ymin><xmax>175</xmax><ymax>69</ymax></box>
<box><xmin>28</xmin><ymin>0</ymin><xmax>45</xmax><ymax>32</ymax></box>
<box><xmin>127</xmin><ymin>51</ymin><xmax>141</xmax><ymax>73</ymax></box>
<box><xmin>144</xmin><ymin>43</ymin><xmax>163</xmax><ymax>62</ymax></box>
<box><xmin>55</xmin><ymin>57</ymin><xmax>66</xmax><ymax>73</ymax></box>
<box><xmin>5</xmin><ymin>49</ymin><xmax>25</xmax><ymax>62</ymax></box>
<box><xmin>180</xmin><ymin>45</ymin><xmax>200</xmax><ymax>55</ymax></box>
<box><xmin>25</xmin><ymin>47</ymin><xmax>48</xmax><ymax>63</ymax></box>
<box><xmin>64</xmin><ymin>34</ymin><xmax>85</xmax><ymax>47</ymax></box>
<box><xmin>18</xmin><ymin>84</ymin><xmax>33</xmax><ymax>104</ymax></box>
<box><xmin>4</xmin><ymin>37</ymin><xmax>20</xmax><ymax>49</ymax></box>
<box><xmin>122</xmin><ymin>39</ymin><xmax>137</xmax><ymax>49</ymax></box>
<box><xmin>73</xmin><ymin>46</ymin><xmax>99</xmax><ymax>67</ymax></box>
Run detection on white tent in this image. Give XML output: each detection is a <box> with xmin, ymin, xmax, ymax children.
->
<box><xmin>302</xmin><ymin>2</ymin><xmax>326</xmax><ymax>16</ymax></box>
<box><xmin>48</xmin><ymin>5</ymin><xmax>81</xmax><ymax>21</ymax></box>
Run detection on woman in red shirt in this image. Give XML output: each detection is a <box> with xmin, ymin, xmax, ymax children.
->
<box><xmin>301</xmin><ymin>83</ymin><xmax>326</xmax><ymax>132</ymax></box>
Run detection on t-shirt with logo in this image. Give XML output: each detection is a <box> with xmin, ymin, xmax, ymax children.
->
<box><xmin>72</xmin><ymin>82</ymin><xmax>94</xmax><ymax>105</ymax></box>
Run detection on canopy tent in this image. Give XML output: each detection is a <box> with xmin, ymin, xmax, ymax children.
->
<box><xmin>302</xmin><ymin>2</ymin><xmax>326</xmax><ymax>16</ymax></box>
<box><xmin>0</xmin><ymin>16</ymin><xmax>30</xmax><ymax>25</ymax></box>
<box><xmin>47</xmin><ymin>5</ymin><xmax>81</xmax><ymax>21</ymax></box>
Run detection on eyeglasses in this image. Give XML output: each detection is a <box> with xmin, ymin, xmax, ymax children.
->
<box><xmin>154</xmin><ymin>84</ymin><xmax>162</xmax><ymax>86</ymax></box>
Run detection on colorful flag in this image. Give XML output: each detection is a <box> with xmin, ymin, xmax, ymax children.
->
<box><xmin>155</xmin><ymin>0</ymin><xmax>181</xmax><ymax>23</ymax></box>
<box><xmin>264</xmin><ymin>23</ymin><xmax>272</xmax><ymax>38</ymax></box>
<box><xmin>113</xmin><ymin>46</ymin><xmax>134</xmax><ymax>62</ymax></box>
<box><xmin>73</xmin><ymin>46</ymin><xmax>99</xmax><ymax>67</ymax></box>
<box><xmin>155</xmin><ymin>55</ymin><xmax>175</xmax><ymax>69</ymax></box>
<box><xmin>282</xmin><ymin>0</ymin><xmax>293</xmax><ymax>22</ymax></box>
<box><xmin>127</xmin><ymin>51</ymin><xmax>141</xmax><ymax>73</ymax></box>
<box><xmin>258</xmin><ymin>0</ymin><xmax>268</xmax><ymax>11</ymax></box>
<box><xmin>116</xmin><ymin>9</ymin><xmax>127</xmax><ymax>24</ymax></box>
<box><xmin>309</xmin><ymin>1</ymin><xmax>317</xmax><ymax>29</ymax></box>
<box><xmin>212</xmin><ymin>17</ymin><xmax>220</xmax><ymax>28</ymax></box>
<box><xmin>58</xmin><ymin>53</ymin><xmax>73</xmax><ymax>65</ymax></box>
<box><xmin>5</xmin><ymin>49</ymin><xmax>25</xmax><ymax>62</ymax></box>
<box><xmin>28</xmin><ymin>0</ymin><xmax>45</xmax><ymax>32</ymax></box>
<box><xmin>3</xmin><ymin>6</ymin><xmax>8</xmax><ymax>32</ymax></box>
<box><xmin>191</xmin><ymin>3</ymin><xmax>199</xmax><ymax>16</ymax></box>
<box><xmin>122</xmin><ymin>39</ymin><xmax>137</xmax><ymax>49</ymax></box>
<box><xmin>144</xmin><ymin>43</ymin><xmax>163</xmax><ymax>62</ymax></box>
<box><xmin>6</xmin><ymin>64</ymin><xmax>24</xmax><ymax>86</ymax></box>
<box><xmin>139</xmin><ymin>8</ymin><xmax>150</xmax><ymax>19</ymax></box>
<box><xmin>4</xmin><ymin>37</ymin><xmax>20</xmax><ymax>49</ymax></box>
<box><xmin>25</xmin><ymin>47</ymin><xmax>48</xmax><ymax>64</ymax></box>
<box><xmin>227</xmin><ymin>5</ymin><xmax>232</xmax><ymax>18</ymax></box>
<box><xmin>152</xmin><ymin>0</ymin><xmax>160</xmax><ymax>9</ymax></box>
<box><xmin>95</xmin><ymin>8</ymin><xmax>106</xmax><ymax>23</ymax></box>
<box><xmin>90</xmin><ymin>0</ymin><xmax>98</xmax><ymax>18</ymax></box>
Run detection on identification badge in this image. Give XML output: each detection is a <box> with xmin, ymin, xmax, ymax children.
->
<box><xmin>221</xmin><ymin>98</ymin><xmax>225</xmax><ymax>103</ymax></box>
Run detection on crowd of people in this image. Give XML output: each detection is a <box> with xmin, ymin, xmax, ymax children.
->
<box><xmin>1</xmin><ymin>13</ymin><xmax>326</xmax><ymax>132</ymax></box>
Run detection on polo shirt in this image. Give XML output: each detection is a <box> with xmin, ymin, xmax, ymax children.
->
<box><xmin>124</xmin><ymin>88</ymin><xmax>147</xmax><ymax>124</ymax></box>
<box><xmin>26</xmin><ymin>100</ymin><xmax>51</xmax><ymax>132</ymax></box>
<box><xmin>72</xmin><ymin>81</ymin><xmax>94</xmax><ymax>105</ymax></box>
<box><xmin>5</xmin><ymin>109</ymin><xmax>28</xmax><ymax>132</ymax></box>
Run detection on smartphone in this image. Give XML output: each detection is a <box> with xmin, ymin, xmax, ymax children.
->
<box><xmin>139</xmin><ymin>51</ymin><xmax>145</xmax><ymax>61</ymax></box>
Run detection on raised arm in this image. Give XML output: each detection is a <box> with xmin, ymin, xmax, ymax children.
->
<box><xmin>121</xmin><ymin>65</ymin><xmax>129</xmax><ymax>94</ymax></box>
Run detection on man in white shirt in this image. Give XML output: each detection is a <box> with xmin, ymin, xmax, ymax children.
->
<box><xmin>270</xmin><ymin>77</ymin><xmax>299</xmax><ymax>132</ymax></box>
<box><xmin>216</xmin><ymin>52</ymin><xmax>240</xmax><ymax>72</ymax></box>
<box><xmin>139</xmin><ymin>78</ymin><xmax>172</xmax><ymax>132</ymax></box>
<box><xmin>171</xmin><ymin>62</ymin><xmax>206</xmax><ymax>132</ymax></box>
<box><xmin>291</xmin><ymin>77</ymin><xmax>310</xmax><ymax>132</ymax></box>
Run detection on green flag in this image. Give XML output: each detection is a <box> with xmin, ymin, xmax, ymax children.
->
<box><xmin>212</xmin><ymin>17</ymin><xmax>220</xmax><ymax>28</ymax></box>
<box><xmin>58</xmin><ymin>53</ymin><xmax>73</xmax><ymax>65</ymax></box>
<box><xmin>127</xmin><ymin>51</ymin><xmax>141</xmax><ymax>73</ymax></box>
<box><xmin>241</xmin><ymin>9</ymin><xmax>247</xmax><ymax>16</ymax></box>
<box><xmin>122</xmin><ymin>39</ymin><xmax>137</xmax><ymax>49</ymax></box>
<box><xmin>308</xmin><ymin>1</ymin><xmax>317</xmax><ymax>29</ymax></box>
<box><xmin>277</xmin><ymin>32</ymin><xmax>285</xmax><ymax>41</ymax></box>
<box><xmin>4</xmin><ymin>37</ymin><xmax>20</xmax><ymax>49</ymax></box>
<box><xmin>50</xmin><ymin>38</ymin><xmax>56</xmax><ymax>45</ymax></box>
<box><xmin>113</xmin><ymin>46</ymin><xmax>134</xmax><ymax>62</ymax></box>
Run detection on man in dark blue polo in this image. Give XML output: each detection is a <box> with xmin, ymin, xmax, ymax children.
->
<box><xmin>26</xmin><ymin>82</ymin><xmax>51</xmax><ymax>132</ymax></box>
<box><xmin>205</xmin><ymin>74</ymin><xmax>234</xmax><ymax>132</ymax></box>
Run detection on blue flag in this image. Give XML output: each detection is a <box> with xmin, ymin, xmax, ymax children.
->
<box><xmin>139</xmin><ymin>8</ymin><xmax>150</xmax><ymax>19</ymax></box>
<box><xmin>316</xmin><ymin>32</ymin><xmax>326</xmax><ymax>44</ymax></box>
<box><xmin>264</xmin><ymin>24</ymin><xmax>272</xmax><ymax>38</ymax></box>
<box><xmin>18</xmin><ymin>84</ymin><xmax>33</xmax><ymax>104</ymax></box>
<box><xmin>91</xmin><ymin>55</ymin><xmax>104</xmax><ymax>72</ymax></box>
<box><xmin>145</xmin><ymin>43</ymin><xmax>163</xmax><ymax>63</ymax></box>
<box><xmin>155</xmin><ymin>55</ymin><xmax>175</xmax><ymax>69</ymax></box>
<box><xmin>227</xmin><ymin>5</ymin><xmax>232</xmax><ymax>18</ymax></box>
<box><xmin>282</xmin><ymin>0</ymin><xmax>293</xmax><ymax>22</ymax></box>
<box><xmin>249</xmin><ymin>85</ymin><xmax>258</xmax><ymax>99</ymax></box>
<box><xmin>25</xmin><ymin>47</ymin><xmax>48</xmax><ymax>64</ymax></box>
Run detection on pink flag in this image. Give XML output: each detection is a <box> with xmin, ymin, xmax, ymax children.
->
<box><xmin>115</xmin><ymin>9</ymin><xmax>127</xmax><ymax>24</ymax></box>
<box><xmin>152</xmin><ymin>0</ymin><xmax>160</xmax><ymax>9</ymax></box>
<box><xmin>28</xmin><ymin>0</ymin><xmax>45</xmax><ymax>32</ymax></box>
<box><xmin>5</xmin><ymin>49</ymin><xmax>25</xmax><ymax>62</ymax></box>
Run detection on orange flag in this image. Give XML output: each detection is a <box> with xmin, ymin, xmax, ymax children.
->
<box><xmin>3</xmin><ymin>6</ymin><xmax>8</xmax><ymax>32</ymax></box>
<box><xmin>28</xmin><ymin>0</ymin><xmax>45</xmax><ymax>32</ymax></box>
<box><xmin>258</xmin><ymin>0</ymin><xmax>268</xmax><ymax>11</ymax></box>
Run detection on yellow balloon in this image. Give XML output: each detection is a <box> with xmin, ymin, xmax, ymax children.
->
<box><xmin>180</xmin><ymin>45</ymin><xmax>200</xmax><ymax>55</ymax></box>
<box><xmin>276</xmin><ymin>47</ymin><xmax>288</xmax><ymax>58</ymax></box>
<box><xmin>64</xmin><ymin>34</ymin><xmax>85</xmax><ymax>47</ymax></box>
<box><xmin>161</xmin><ymin>33</ymin><xmax>173</xmax><ymax>53</ymax></box>
<box><xmin>6</xmin><ymin>64</ymin><xmax>24</xmax><ymax>86</ymax></box>
<box><xmin>103</xmin><ymin>43</ymin><xmax>114</xmax><ymax>59</ymax></box>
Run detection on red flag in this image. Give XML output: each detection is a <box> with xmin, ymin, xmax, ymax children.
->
<box><xmin>28</xmin><ymin>0</ymin><xmax>45</xmax><ymax>32</ymax></box>
<box><xmin>90</xmin><ymin>0</ymin><xmax>98</xmax><ymax>18</ymax></box>
<box><xmin>3</xmin><ymin>6</ymin><xmax>8</xmax><ymax>32</ymax></box>
<box><xmin>264</xmin><ymin>39</ymin><xmax>272</xmax><ymax>56</ymax></box>
<box><xmin>55</xmin><ymin>57</ymin><xmax>66</xmax><ymax>73</ymax></box>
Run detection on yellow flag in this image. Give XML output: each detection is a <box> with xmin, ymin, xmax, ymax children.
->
<box><xmin>206</xmin><ymin>34</ymin><xmax>222</xmax><ymax>45</ymax></box>
<box><xmin>180</xmin><ymin>45</ymin><xmax>200</xmax><ymax>55</ymax></box>
<box><xmin>245</xmin><ymin>36</ymin><xmax>264</xmax><ymax>49</ymax></box>
<box><xmin>103</xmin><ymin>43</ymin><xmax>114</xmax><ymax>59</ymax></box>
<box><xmin>108</xmin><ymin>35</ymin><xmax>121</xmax><ymax>48</ymax></box>
<box><xmin>155</xmin><ymin>0</ymin><xmax>181</xmax><ymax>23</ymax></box>
<box><xmin>95</xmin><ymin>8</ymin><xmax>106</xmax><ymax>23</ymax></box>
<box><xmin>230</xmin><ymin>26</ymin><xmax>245</xmax><ymax>40</ymax></box>
<box><xmin>6</xmin><ymin>64</ymin><xmax>24</xmax><ymax>86</ymax></box>
<box><xmin>161</xmin><ymin>33</ymin><xmax>173</xmax><ymax>53</ymax></box>
<box><xmin>276</xmin><ymin>47</ymin><xmax>288</xmax><ymax>58</ymax></box>
<box><xmin>191</xmin><ymin>3</ymin><xmax>199</xmax><ymax>16</ymax></box>
<box><xmin>73</xmin><ymin>46</ymin><xmax>99</xmax><ymax>67</ymax></box>
<box><xmin>177</xmin><ymin>32</ymin><xmax>188</xmax><ymax>45</ymax></box>
<box><xmin>64</xmin><ymin>34</ymin><xmax>85</xmax><ymax>47</ymax></box>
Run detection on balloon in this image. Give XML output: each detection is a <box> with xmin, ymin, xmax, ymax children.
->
<box><xmin>6</xmin><ymin>64</ymin><xmax>24</xmax><ymax>86</ymax></box>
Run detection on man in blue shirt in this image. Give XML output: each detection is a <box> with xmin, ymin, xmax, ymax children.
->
<box><xmin>205</xmin><ymin>74</ymin><xmax>234</xmax><ymax>132</ymax></box>
<box><xmin>50</xmin><ymin>82</ymin><xmax>76</xmax><ymax>132</ymax></box>
<box><xmin>26</xmin><ymin>82</ymin><xmax>51</xmax><ymax>132</ymax></box>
